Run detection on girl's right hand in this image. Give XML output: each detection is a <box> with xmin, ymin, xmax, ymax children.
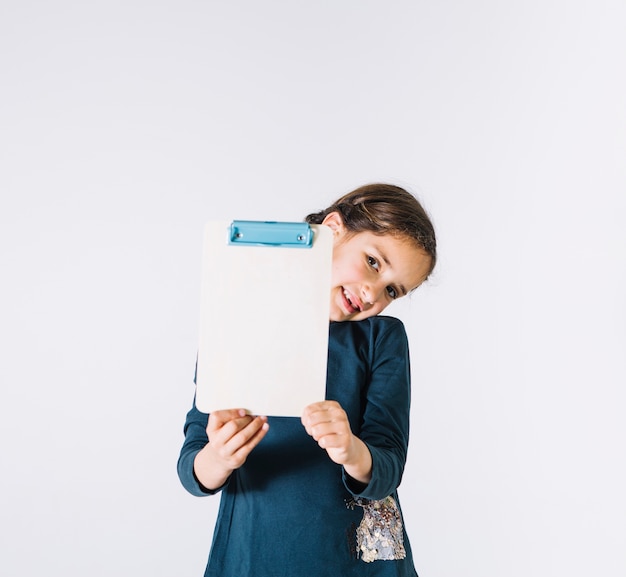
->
<box><xmin>193</xmin><ymin>409</ymin><xmax>269</xmax><ymax>491</ymax></box>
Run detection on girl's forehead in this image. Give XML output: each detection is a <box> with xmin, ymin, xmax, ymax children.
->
<box><xmin>345</xmin><ymin>230</ymin><xmax>421</xmax><ymax>253</ymax></box>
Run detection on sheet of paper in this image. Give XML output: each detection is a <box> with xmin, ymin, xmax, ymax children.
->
<box><xmin>195</xmin><ymin>221</ymin><xmax>332</xmax><ymax>416</ymax></box>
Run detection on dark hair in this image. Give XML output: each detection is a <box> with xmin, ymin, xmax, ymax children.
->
<box><xmin>306</xmin><ymin>183</ymin><xmax>437</xmax><ymax>277</ymax></box>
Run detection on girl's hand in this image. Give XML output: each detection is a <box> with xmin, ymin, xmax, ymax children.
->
<box><xmin>194</xmin><ymin>409</ymin><xmax>269</xmax><ymax>491</ymax></box>
<box><xmin>301</xmin><ymin>401</ymin><xmax>372</xmax><ymax>484</ymax></box>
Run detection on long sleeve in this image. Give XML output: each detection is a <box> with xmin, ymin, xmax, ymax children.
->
<box><xmin>335</xmin><ymin>317</ymin><xmax>412</xmax><ymax>500</ymax></box>
<box><xmin>177</xmin><ymin>401</ymin><xmax>222</xmax><ymax>496</ymax></box>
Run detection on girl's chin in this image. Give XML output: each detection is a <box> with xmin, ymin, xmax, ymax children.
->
<box><xmin>329</xmin><ymin>311</ymin><xmax>347</xmax><ymax>322</ymax></box>
<box><xmin>329</xmin><ymin>307</ymin><xmax>350</xmax><ymax>322</ymax></box>
<box><xmin>329</xmin><ymin>308</ymin><xmax>361</xmax><ymax>322</ymax></box>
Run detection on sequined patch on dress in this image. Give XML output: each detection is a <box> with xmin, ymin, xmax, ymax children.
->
<box><xmin>346</xmin><ymin>496</ymin><xmax>407</xmax><ymax>562</ymax></box>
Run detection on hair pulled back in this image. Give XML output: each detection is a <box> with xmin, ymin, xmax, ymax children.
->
<box><xmin>306</xmin><ymin>183</ymin><xmax>437</xmax><ymax>277</ymax></box>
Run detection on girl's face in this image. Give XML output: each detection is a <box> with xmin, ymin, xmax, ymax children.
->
<box><xmin>322</xmin><ymin>212</ymin><xmax>432</xmax><ymax>322</ymax></box>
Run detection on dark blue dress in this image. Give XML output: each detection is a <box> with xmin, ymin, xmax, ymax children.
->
<box><xmin>178</xmin><ymin>316</ymin><xmax>419</xmax><ymax>577</ymax></box>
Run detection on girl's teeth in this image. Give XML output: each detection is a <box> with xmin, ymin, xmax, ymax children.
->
<box><xmin>344</xmin><ymin>290</ymin><xmax>356</xmax><ymax>309</ymax></box>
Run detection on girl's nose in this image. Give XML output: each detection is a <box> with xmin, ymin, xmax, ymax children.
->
<box><xmin>361</xmin><ymin>283</ymin><xmax>383</xmax><ymax>306</ymax></box>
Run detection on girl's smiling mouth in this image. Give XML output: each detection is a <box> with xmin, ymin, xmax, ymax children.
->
<box><xmin>342</xmin><ymin>288</ymin><xmax>362</xmax><ymax>314</ymax></box>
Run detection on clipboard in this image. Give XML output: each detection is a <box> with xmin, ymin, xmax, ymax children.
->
<box><xmin>195</xmin><ymin>220</ymin><xmax>333</xmax><ymax>416</ymax></box>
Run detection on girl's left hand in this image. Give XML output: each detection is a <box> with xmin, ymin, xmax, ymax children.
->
<box><xmin>301</xmin><ymin>401</ymin><xmax>372</xmax><ymax>484</ymax></box>
<box><xmin>301</xmin><ymin>400</ymin><xmax>354</xmax><ymax>464</ymax></box>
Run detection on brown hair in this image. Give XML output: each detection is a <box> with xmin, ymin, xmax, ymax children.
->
<box><xmin>306</xmin><ymin>183</ymin><xmax>437</xmax><ymax>278</ymax></box>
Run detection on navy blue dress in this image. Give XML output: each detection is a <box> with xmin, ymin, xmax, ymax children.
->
<box><xmin>178</xmin><ymin>316</ymin><xmax>419</xmax><ymax>577</ymax></box>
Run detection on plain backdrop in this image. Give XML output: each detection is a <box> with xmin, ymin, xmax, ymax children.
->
<box><xmin>1</xmin><ymin>1</ymin><xmax>625</xmax><ymax>576</ymax></box>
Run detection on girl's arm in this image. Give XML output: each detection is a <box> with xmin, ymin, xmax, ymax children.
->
<box><xmin>352</xmin><ymin>318</ymin><xmax>412</xmax><ymax>499</ymax></box>
<box><xmin>302</xmin><ymin>317</ymin><xmax>413</xmax><ymax>500</ymax></box>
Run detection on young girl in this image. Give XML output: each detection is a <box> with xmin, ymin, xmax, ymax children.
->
<box><xmin>178</xmin><ymin>183</ymin><xmax>437</xmax><ymax>577</ymax></box>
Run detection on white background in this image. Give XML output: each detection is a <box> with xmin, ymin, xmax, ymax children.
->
<box><xmin>1</xmin><ymin>1</ymin><xmax>625</xmax><ymax>576</ymax></box>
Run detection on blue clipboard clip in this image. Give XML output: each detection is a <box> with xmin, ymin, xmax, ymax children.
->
<box><xmin>229</xmin><ymin>220</ymin><xmax>314</xmax><ymax>248</ymax></box>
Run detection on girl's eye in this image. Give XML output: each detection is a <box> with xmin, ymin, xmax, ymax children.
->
<box><xmin>367</xmin><ymin>256</ymin><xmax>379</xmax><ymax>270</ymax></box>
<box><xmin>386</xmin><ymin>286</ymin><xmax>398</xmax><ymax>299</ymax></box>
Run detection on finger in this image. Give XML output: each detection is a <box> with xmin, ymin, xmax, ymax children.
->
<box><xmin>303</xmin><ymin>400</ymin><xmax>339</xmax><ymax>418</ymax></box>
<box><xmin>302</xmin><ymin>403</ymin><xmax>346</xmax><ymax>433</ymax></box>
<box><xmin>222</xmin><ymin>416</ymin><xmax>269</xmax><ymax>454</ymax></box>
<box><xmin>209</xmin><ymin>417</ymin><xmax>269</xmax><ymax>471</ymax></box>
<box><xmin>302</xmin><ymin>401</ymin><xmax>333</xmax><ymax>428</ymax></box>
<box><xmin>229</xmin><ymin>417</ymin><xmax>270</xmax><ymax>459</ymax></box>
<box><xmin>316</xmin><ymin>430</ymin><xmax>350</xmax><ymax>448</ymax></box>
<box><xmin>208</xmin><ymin>408</ymin><xmax>248</xmax><ymax>428</ymax></box>
<box><xmin>208</xmin><ymin>414</ymin><xmax>255</xmax><ymax>445</ymax></box>
<box><xmin>308</xmin><ymin>419</ymin><xmax>350</xmax><ymax>442</ymax></box>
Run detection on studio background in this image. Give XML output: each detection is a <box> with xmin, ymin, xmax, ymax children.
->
<box><xmin>1</xmin><ymin>1</ymin><xmax>624</xmax><ymax>576</ymax></box>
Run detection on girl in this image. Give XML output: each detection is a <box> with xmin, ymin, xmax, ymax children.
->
<box><xmin>178</xmin><ymin>183</ymin><xmax>437</xmax><ymax>577</ymax></box>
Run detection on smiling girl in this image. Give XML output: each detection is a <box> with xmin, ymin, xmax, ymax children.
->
<box><xmin>178</xmin><ymin>183</ymin><xmax>437</xmax><ymax>577</ymax></box>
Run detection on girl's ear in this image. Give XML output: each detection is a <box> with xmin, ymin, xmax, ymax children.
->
<box><xmin>321</xmin><ymin>211</ymin><xmax>345</xmax><ymax>236</ymax></box>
